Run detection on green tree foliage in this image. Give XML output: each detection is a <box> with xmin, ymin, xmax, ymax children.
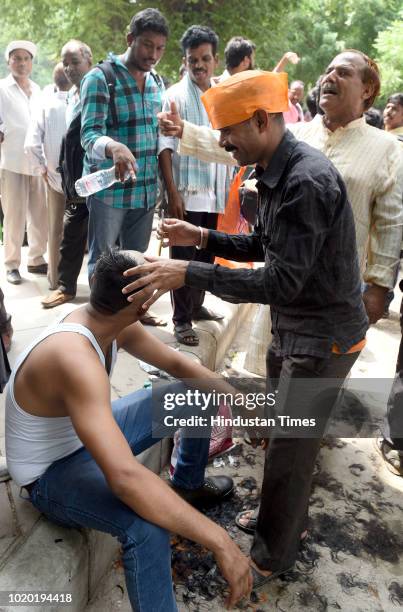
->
<box><xmin>374</xmin><ymin>12</ymin><xmax>403</xmax><ymax>104</ymax></box>
<box><xmin>0</xmin><ymin>0</ymin><xmax>401</xmax><ymax>109</ymax></box>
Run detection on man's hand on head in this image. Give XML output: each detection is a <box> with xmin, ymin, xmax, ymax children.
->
<box><xmin>106</xmin><ymin>141</ymin><xmax>137</xmax><ymax>182</ymax></box>
<box><xmin>157</xmin><ymin>100</ymin><xmax>184</xmax><ymax>138</ymax></box>
<box><xmin>363</xmin><ymin>284</ymin><xmax>388</xmax><ymax>324</ymax></box>
<box><xmin>124</xmin><ymin>282</ymin><xmax>156</xmax><ymax>318</ymax></box>
<box><xmin>123</xmin><ymin>256</ymin><xmax>188</xmax><ymax>311</ymax></box>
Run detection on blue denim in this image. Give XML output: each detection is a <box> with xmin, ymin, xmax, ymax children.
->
<box><xmin>86</xmin><ymin>195</ymin><xmax>155</xmax><ymax>280</ymax></box>
<box><xmin>29</xmin><ymin>383</ymin><xmax>210</xmax><ymax>611</ymax></box>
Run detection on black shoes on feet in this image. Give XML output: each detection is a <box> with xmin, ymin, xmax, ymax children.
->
<box><xmin>7</xmin><ymin>265</ymin><xmax>48</xmax><ymax>284</ymax></box>
<box><xmin>27</xmin><ymin>263</ymin><xmax>48</xmax><ymax>275</ymax></box>
<box><xmin>170</xmin><ymin>476</ymin><xmax>234</xmax><ymax>508</ymax></box>
<box><xmin>6</xmin><ymin>269</ymin><xmax>22</xmax><ymax>285</ymax></box>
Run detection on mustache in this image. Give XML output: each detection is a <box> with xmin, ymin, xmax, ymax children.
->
<box><xmin>321</xmin><ymin>83</ymin><xmax>338</xmax><ymax>94</ymax></box>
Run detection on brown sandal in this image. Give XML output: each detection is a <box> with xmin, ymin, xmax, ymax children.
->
<box><xmin>139</xmin><ymin>311</ymin><xmax>167</xmax><ymax>327</ymax></box>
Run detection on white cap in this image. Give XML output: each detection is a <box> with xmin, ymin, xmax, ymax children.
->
<box><xmin>5</xmin><ymin>40</ymin><xmax>37</xmax><ymax>61</ymax></box>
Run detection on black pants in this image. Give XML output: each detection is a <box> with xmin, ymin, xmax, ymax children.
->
<box><xmin>58</xmin><ymin>202</ymin><xmax>88</xmax><ymax>295</ymax></box>
<box><xmin>250</xmin><ymin>347</ymin><xmax>359</xmax><ymax>572</ymax></box>
<box><xmin>170</xmin><ymin>211</ymin><xmax>218</xmax><ymax>326</ymax></box>
<box><xmin>384</xmin><ymin>296</ymin><xmax>403</xmax><ymax>452</ymax></box>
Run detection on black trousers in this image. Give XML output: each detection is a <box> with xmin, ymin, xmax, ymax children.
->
<box><xmin>251</xmin><ymin>347</ymin><xmax>359</xmax><ymax>572</ymax></box>
<box><xmin>384</xmin><ymin>296</ymin><xmax>403</xmax><ymax>452</ymax></box>
<box><xmin>58</xmin><ymin>202</ymin><xmax>88</xmax><ymax>295</ymax></box>
<box><xmin>170</xmin><ymin>211</ymin><xmax>218</xmax><ymax>326</ymax></box>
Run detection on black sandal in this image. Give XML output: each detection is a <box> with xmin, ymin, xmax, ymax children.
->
<box><xmin>174</xmin><ymin>323</ymin><xmax>199</xmax><ymax>346</ymax></box>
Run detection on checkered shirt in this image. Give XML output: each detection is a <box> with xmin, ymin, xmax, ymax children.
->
<box><xmin>80</xmin><ymin>54</ymin><xmax>163</xmax><ymax>209</ymax></box>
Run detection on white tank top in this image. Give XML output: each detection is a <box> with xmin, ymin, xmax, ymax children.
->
<box><xmin>5</xmin><ymin>321</ymin><xmax>117</xmax><ymax>487</ymax></box>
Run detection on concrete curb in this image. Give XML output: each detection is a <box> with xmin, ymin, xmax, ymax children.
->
<box><xmin>0</xmin><ymin>301</ymin><xmax>254</xmax><ymax>610</ymax></box>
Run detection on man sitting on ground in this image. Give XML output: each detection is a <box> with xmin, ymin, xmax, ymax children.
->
<box><xmin>5</xmin><ymin>248</ymin><xmax>251</xmax><ymax>611</ymax></box>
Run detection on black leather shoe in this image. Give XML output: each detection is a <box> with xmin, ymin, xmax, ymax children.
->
<box><xmin>170</xmin><ymin>476</ymin><xmax>234</xmax><ymax>508</ymax></box>
<box><xmin>6</xmin><ymin>269</ymin><xmax>22</xmax><ymax>285</ymax></box>
<box><xmin>27</xmin><ymin>263</ymin><xmax>48</xmax><ymax>274</ymax></box>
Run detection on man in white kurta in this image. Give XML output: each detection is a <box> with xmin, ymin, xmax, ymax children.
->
<box><xmin>25</xmin><ymin>63</ymin><xmax>70</xmax><ymax>290</ymax></box>
<box><xmin>0</xmin><ymin>40</ymin><xmax>47</xmax><ymax>285</ymax></box>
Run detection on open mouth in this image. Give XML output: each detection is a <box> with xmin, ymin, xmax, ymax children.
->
<box><xmin>321</xmin><ymin>86</ymin><xmax>338</xmax><ymax>96</ymax></box>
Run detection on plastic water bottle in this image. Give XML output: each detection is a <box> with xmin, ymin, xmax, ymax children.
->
<box><xmin>75</xmin><ymin>165</ymin><xmax>136</xmax><ymax>197</ymax></box>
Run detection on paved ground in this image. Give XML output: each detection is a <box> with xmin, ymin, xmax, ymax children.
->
<box><xmin>1</xmin><ymin>235</ymin><xmax>402</xmax><ymax>611</ymax></box>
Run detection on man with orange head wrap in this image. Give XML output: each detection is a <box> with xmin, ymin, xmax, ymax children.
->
<box><xmin>123</xmin><ymin>70</ymin><xmax>368</xmax><ymax>587</ymax></box>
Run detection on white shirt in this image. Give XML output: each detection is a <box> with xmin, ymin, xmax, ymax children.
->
<box><xmin>0</xmin><ymin>73</ymin><xmax>42</xmax><ymax>175</ymax></box>
<box><xmin>24</xmin><ymin>89</ymin><xmax>68</xmax><ymax>193</ymax></box>
<box><xmin>65</xmin><ymin>85</ymin><xmax>81</xmax><ymax>128</ymax></box>
<box><xmin>289</xmin><ymin>116</ymin><xmax>403</xmax><ymax>288</ymax></box>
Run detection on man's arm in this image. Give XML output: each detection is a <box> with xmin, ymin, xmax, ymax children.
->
<box><xmin>118</xmin><ymin>321</ymin><xmax>238</xmax><ymax>393</ymax></box>
<box><xmin>158</xmin><ymin>93</ymin><xmax>186</xmax><ymax>219</ymax></box>
<box><xmin>24</xmin><ymin>106</ymin><xmax>47</xmax><ymax>177</ymax></box>
<box><xmin>363</xmin><ymin>143</ymin><xmax>403</xmax><ymax>322</ymax></box>
<box><xmin>179</xmin><ymin>121</ymin><xmax>236</xmax><ymax>165</ymax></box>
<box><xmin>159</xmin><ymin>218</ymin><xmax>265</xmax><ymax>262</ymax></box>
<box><xmin>63</xmin><ymin>351</ymin><xmax>251</xmax><ymax>607</ymax></box>
<box><xmin>124</xmin><ymin>176</ymin><xmax>334</xmax><ymax>308</ymax></box>
<box><xmin>0</xmin><ymin>90</ymin><xmax>5</xmax><ymax>142</ymax></box>
<box><xmin>80</xmin><ymin>69</ymin><xmax>136</xmax><ymax>182</ymax></box>
<box><xmin>364</xmin><ymin>144</ymin><xmax>403</xmax><ymax>288</ymax></box>
<box><xmin>157</xmin><ymin>101</ymin><xmax>236</xmax><ymax>166</ymax></box>
<box><xmin>159</xmin><ymin>149</ymin><xmax>185</xmax><ymax>219</ymax></box>
<box><xmin>272</xmin><ymin>51</ymin><xmax>300</xmax><ymax>73</ymax></box>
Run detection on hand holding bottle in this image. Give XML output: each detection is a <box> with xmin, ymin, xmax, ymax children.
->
<box><xmin>106</xmin><ymin>141</ymin><xmax>137</xmax><ymax>182</ymax></box>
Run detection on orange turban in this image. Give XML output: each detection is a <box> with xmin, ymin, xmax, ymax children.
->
<box><xmin>201</xmin><ymin>70</ymin><xmax>289</xmax><ymax>129</ymax></box>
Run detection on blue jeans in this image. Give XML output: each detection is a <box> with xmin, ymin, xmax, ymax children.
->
<box><xmin>29</xmin><ymin>384</ymin><xmax>210</xmax><ymax>611</ymax></box>
<box><xmin>87</xmin><ymin>196</ymin><xmax>155</xmax><ymax>280</ymax></box>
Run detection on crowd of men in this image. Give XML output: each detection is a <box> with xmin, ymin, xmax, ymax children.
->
<box><xmin>1</xmin><ymin>6</ymin><xmax>403</xmax><ymax>611</ymax></box>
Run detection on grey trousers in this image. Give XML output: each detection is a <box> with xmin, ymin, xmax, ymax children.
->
<box><xmin>1</xmin><ymin>169</ymin><xmax>47</xmax><ymax>270</ymax></box>
<box><xmin>251</xmin><ymin>347</ymin><xmax>359</xmax><ymax>572</ymax></box>
<box><xmin>46</xmin><ymin>185</ymin><xmax>65</xmax><ymax>290</ymax></box>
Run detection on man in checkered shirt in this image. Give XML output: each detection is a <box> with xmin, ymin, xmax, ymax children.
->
<box><xmin>80</xmin><ymin>8</ymin><xmax>168</xmax><ymax>282</ymax></box>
